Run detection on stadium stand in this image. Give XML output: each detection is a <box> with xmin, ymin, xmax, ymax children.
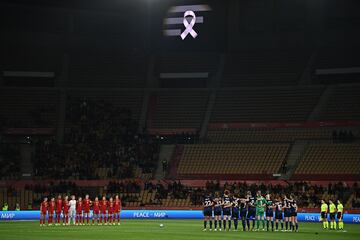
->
<box><xmin>0</xmin><ymin>88</ymin><xmax>59</xmax><ymax>127</ymax></box>
<box><xmin>211</xmin><ymin>86</ymin><xmax>324</xmax><ymax>123</ymax></box>
<box><xmin>68</xmin><ymin>52</ymin><xmax>146</xmax><ymax>88</ymax></box>
<box><xmin>222</xmin><ymin>51</ymin><xmax>309</xmax><ymax>87</ymax></box>
<box><xmin>150</xmin><ymin>91</ymin><xmax>209</xmax><ymax>129</ymax></box>
<box><xmin>177</xmin><ymin>143</ymin><xmax>289</xmax><ymax>179</ymax></box>
<box><xmin>318</xmin><ymin>84</ymin><xmax>360</xmax><ymax>120</ymax></box>
<box><xmin>294</xmin><ymin>144</ymin><xmax>360</xmax><ymax>178</ymax></box>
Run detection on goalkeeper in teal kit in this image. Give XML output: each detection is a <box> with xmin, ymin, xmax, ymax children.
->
<box><xmin>255</xmin><ymin>191</ymin><xmax>267</xmax><ymax>231</ymax></box>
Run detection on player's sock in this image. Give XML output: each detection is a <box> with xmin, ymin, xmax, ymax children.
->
<box><xmin>241</xmin><ymin>219</ymin><xmax>246</xmax><ymax>231</ymax></box>
<box><xmin>234</xmin><ymin>219</ymin><xmax>238</xmax><ymax>230</ymax></box>
<box><xmin>330</xmin><ymin>221</ymin><xmax>333</xmax><ymax>229</ymax></box>
<box><xmin>246</xmin><ymin>219</ymin><xmax>250</xmax><ymax>230</ymax></box>
<box><xmin>228</xmin><ymin>220</ymin><xmax>231</xmax><ymax>230</ymax></box>
<box><xmin>209</xmin><ymin>220</ymin><xmax>212</xmax><ymax>229</ymax></box>
<box><xmin>214</xmin><ymin>220</ymin><xmax>217</xmax><ymax>229</ymax></box>
<box><xmin>218</xmin><ymin>219</ymin><xmax>222</xmax><ymax>229</ymax></box>
<box><xmin>341</xmin><ymin>221</ymin><xmax>344</xmax><ymax>229</ymax></box>
<box><xmin>271</xmin><ymin>221</ymin><xmax>274</xmax><ymax>231</ymax></box>
<box><xmin>262</xmin><ymin>219</ymin><xmax>265</xmax><ymax>229</ymax></box>
<box><xmin>256</xmin><ymin>220</ymin><xmax>259</xmax><ymax>229</ymax></box>
<box><xmin>276</xmin><ymin>222</ymin><xmax>278</xmax><ymax>230</ymax></box>
<box><xmin>295</xmin><ymin>222</ymin><xmax>298</xmax><ymax>231</ymax></box>
<box><xmin>266</xmin><ymin>220</ymin><xmax>269</xmax><ymax>230</ymax></box>
<box><xmin>326</xmin><ymin>221</ymin><xmax>329</xmax><ymax>228</ymax></box>
<box><xmin>204</xmin><ymin>220</ymin><xmax>207</xmax><ymax>229</ymax></box>
<box><xmin>252</xmin><ymin>219</ymin><xmax>255</xmax><ymax>229</ymax></box>
<box><xmin>285</xmin><ymin>221</ymin><xmax>288</xmax><ymax>230</ymax></box>
<box><xmin>223</xmin><ymin>220</ymin><xmax>226</xmax><ymax>230</ymax></box>
<box><xmin>281</xmin><ymin>222</ymin><xmax>284</xmax><ymax>230</ymax></box>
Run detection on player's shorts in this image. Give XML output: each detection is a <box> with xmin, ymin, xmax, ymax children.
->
<box><xmin>203</xmin><ymin>207</ymin><xmax>212</xmax><ymax>217</ymax></box>
<box><xmin>284</xmin><ymin>209</ymin><xmax>291</xmax><ymax>218</ymax></box>
<box><xmin>41</xmin><ymin>211</ymin><xmax>47</xmax><ymax>216</ymax></box>
<box><xmin>83</xmin><ymin>209</ymin><xmax>90</xmax><ymax>214</ymax></box>
<box><xmin>321</xmin><ymin>212</ymin><xmax>327</xmax><ymax>219</ymax></box>
<box><xmin>48</xmin><ymin>210</ymin><xmax>54</xmax><ymax>215</ymax></box>
<box><xmin>266</xmin><ymin>209</ymin><xmax>274</xmax><ymax>218</ymax></box>
<box><xmin>247</xmin><ymin>208</ymin><xmax>256</xmax><ymax>219</ymax></box>
<box><xmin>291</xmin><ymin>211</ymin><xmax>297</xmax><ymax>217</ymax></box>
<box><xmin>223</xmin><ymin>207</ymin><xmax>231</xmax><ymax>216</ymax></box>
<box><xmin>56</xmin><ymin>210</ymin><xmax>62</xmax><ymax>215</ymax></box>
<box><xmin>275</xmin><ymin>211</ymin><xmax>283</xmax><ymax>220</ymax></box>
<box><xmin>330</xmin><ymin>213</ymin><xmax>335</xmax><ymax>220</ymax></box>
<box><xmin>240</xmin><ymin>209</ymin><xmax>247</xmax><ymax>218</ymax></box>
<box><xmin>337</xmin><ymin>212</ymin><xmax>342</xmax><ymax>220</ymax></box>
<box><xmin>214</xmin><ymin>207</ymin><xmax>222</xmax><ymax>216</ymax></box>
<box><xmin>76</xmin><ymin>211</ymin><xmax>83</xmax><ymax>215</ymax></box>
<box><xmin>232</xmin><ymin>209</ymin><xmax>239</xmax><ymax>219</ymax></box>
<box><xmin>256</xmin><ymin>209</ymin><xmax>264</xmax><ymax>217</ymax></box>
<box><xmin>93</xmin><ymin>212</ymin><xmax>100</xmax><ymax>219</ymax></box>
<box><xmin>101</xmin><ymin>211</ymin><xmax>107</xmax><ymax>215</ymax></box>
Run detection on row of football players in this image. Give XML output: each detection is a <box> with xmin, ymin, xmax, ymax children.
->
<box><xmin>202</xmin><ymin>190</ymin><xmax>299</xmax><ymax>232</ymax></box>
<box><xmin>39</xmin><ymin>194</ymin><xmax>122</xmax><ymax>226</ymax></box>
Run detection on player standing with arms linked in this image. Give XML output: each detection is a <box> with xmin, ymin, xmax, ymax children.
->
<box><xmin>202</xmin><ymin>192</ymin><xmax>213</xmax><ymax>231</ymax></box>
<box><xmin>239</xmin><ymin>195</ymin><xmax>248</xmax><ymax>231</ymax></box>
<box><xmin>48</xmin><ymin>198</ymin><xmax>56</xmax><ymax>226</ymax></box>
<box><xmin>246</xmin><ymin>191</ymin><xmax>256</xmax><ymax>231</ymax></box>
<box><xmin>222</xmin><ymin>190</ymin><xmax>232</xmax><ymax>231</ymax></box>
<box><xmin>231</xmin><ymin>194</ymin><xmax>240</xmax><ymax>231</ymax></box>
<box><xmin>69</xmin><ymin>195</ymin><xmax>77</xmax><ymax>225</ymax></box>
<box><xmin>290</xmin><ymin>194</ymin><xmax>299</xmax><ymax>232</ymax></box>
<box><xmin>213</xmin><ymin>192</ymin><xmax>222</xmax><ymax>231</ymax></box>
<box><xmin>76</xmin><ymin>197</ymin><xmax>83</xmax><ymax>225</ymax></box>
<box><xmin>108</xmin><ymin>197</ymin><xmax>115</xmax><ymax>225</ymax></box>
<box><xmin>40</xmin><ymin>197</ymin><xmax>48</xmax><ymax>226</ymax></box>
<box><xmin>62</xmin><ymin>196</ymin><xmax>70</xmax><ymax>226</ymax></box>
<box><xmin>83</xmin><ymin>194</ymin><xmax>92</xmax><ymax>225</ymax></box>
<box><xmin>55</xmin><ymin>195</ymin><xmax>63</xmax><ymax>226</ymax></box>
<box><xmin>283</xmin><ymin>195</ymin><xmax>291</xmax><ymax>231</ymax></box>
<box><xmin>265</xmin><ymin>194</ymin><xmax>274</xmax><ymax>231</ymax></box>
<box><xmin>100</xmin><ymin>196</ymin><xmax>108</xmax><ymax>225</ymax></box>
<box><xmin>274</xmin><ymin>197</ymin><xmax>284</xmax><ymax>231</ymax></box>
<box><xmin>255</xmin><ymin>191</ymin><xmax>266</xmax><ymax>231</ymax></box>
<box><xmin>114</xmin><ymin>195</ymin><xmax>122</xmax><ymax>225</ymax></box>
<box><xmin>92</xmin><ymin>197</ymin><xmax>100</xmax><ymax>225</ymax></box>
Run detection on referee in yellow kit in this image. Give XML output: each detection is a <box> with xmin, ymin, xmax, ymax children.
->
<box><xmin>337</xmin><ymin>200</ymin><xmax>344</xmax><ymax>230</ymax></box>
<box><xmin>320</xmin><ymin>200</ymin><xmax>328</xmax><ymax>229</ymax></box>
<box><xmin>329</xmin><ymin>200</ymin><xmax>336</xmax><ymax>230</ymax></box>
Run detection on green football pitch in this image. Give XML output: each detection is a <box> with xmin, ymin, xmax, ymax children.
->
<box><xmin>1</xmin><ymin>220</ymin><xmax>360</xmax><ymax>240</ymax></box>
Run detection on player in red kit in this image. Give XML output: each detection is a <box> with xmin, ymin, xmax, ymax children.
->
<box><xmin>92</xmin><ymin>197</ymin><xmax>100</xmax><ymax>225</ymax></box>
<box><xmin>48</xmin><ymin>198</ymin><xmax>56</xmax><ymax>226</ymax></box>
<box><xmin>76</xmin><ymin>197</ymin><xmax>83</xmax><ymax>225</ymax></box>
<box><xmin>108</xmin><ymin>197</ymin><xmax>115</xmax><ymax>225</ymax></box>
<box><xmin>83</xmin><ymin>194</ymin><xmax>92</xmax><ymax>225</ymax></box>
<box><xmin>100</xmin><ymin>196</ymin><xmax>108</xmax><ymax>225</ymax></box>
<box><xmin>114</xmin><ymin>195</ymin><xmax>122</xmax><ymax>225</ymax></box>
<box><xmin>55</xmin><ymin>195</ymin><xmax>63</xmax><ymax>225</ymax></box>
<box><xmin>62</xmin><ymin>195</ymin><xmax>70</xmax><ymax>225</ymax></box>
<box><xmin>40</xmin><ymin>197</ymin><xmax>48</xmax><ymax>226</ymax></box>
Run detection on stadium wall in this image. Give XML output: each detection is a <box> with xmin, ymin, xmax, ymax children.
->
<box><xmin>1</xmin><ymin>211</ymin><xmax>360</xmax><ymax>224</ymax></box>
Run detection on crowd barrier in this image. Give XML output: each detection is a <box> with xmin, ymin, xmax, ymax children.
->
<box><xmin>1</xmin><ymin>210</ymin><xmax>360</xmax><ymax>223</ymax></box>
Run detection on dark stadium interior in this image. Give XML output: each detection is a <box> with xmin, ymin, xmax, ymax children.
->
<box><xmin>0</xmin><ymin>0</ymin><xmax>360</xmax><ymax>222</ymax></box>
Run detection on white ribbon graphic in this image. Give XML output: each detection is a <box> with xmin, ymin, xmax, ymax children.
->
<box><xmin>180</xmin><ymin>10</ymin><xmax>198</xmax><ymax>40</ymax></box>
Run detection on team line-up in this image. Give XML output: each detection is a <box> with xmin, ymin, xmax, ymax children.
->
<box><xmin>39</xmin><ymin>195</ymin><xmax>122</xmax><ymax>226</ymax></box>
<box><xmin>202</xmin><ymin>190</ymin><xmax>345</xmax><ymax>232</ymax></box>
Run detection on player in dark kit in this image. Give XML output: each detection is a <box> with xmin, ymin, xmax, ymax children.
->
<box><xmin>265</xmin><ymin>194</ymin><xmax>274</xmax><ymax>231</ymax></box>
<box><xmin>231</xmin><ymin>194</ymin><xmax>240</xmax><ymax>231</ymax></box>
<box><xmin>202</xmin><ymin>193</ymin><xmax>213</xmax><ymax>231</ymax></box>
<box><xmin>283</xmin><ymin>195</ymin><xmax>291</xmax><ymax>231</ymax></box>
<box><xmin>290</xmin><ymin>195</ymin><xmax>299</xmax><ymax>232</ymax></box>
<box><xmin>239</xmin><ymin>196</ymin><xmax>248</xmax><ymax>231</ymax></box>
<box><xmin>213</xmin><ymin>193</ymin><xmax>223</xmax><ymax>231</ymax></box>
<box><xmin>222</xmin><ymin>190</ymin><xmax>232</xmax><ymax>231</ymax></box>
<box><xmin>274</xmin><ymin>197</ymin><xmax>284</xmax><ymax>231</ymax></box>
<box><xmin>246</xmin><ymin>191</ymin><xmax>256</xmax><ymax>231</ymax></box>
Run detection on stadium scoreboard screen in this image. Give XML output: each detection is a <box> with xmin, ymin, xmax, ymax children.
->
<box><xmin>153</xmin><ymin>0</ymin><xmax>228</xmax><ymax>51</ymax></box>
